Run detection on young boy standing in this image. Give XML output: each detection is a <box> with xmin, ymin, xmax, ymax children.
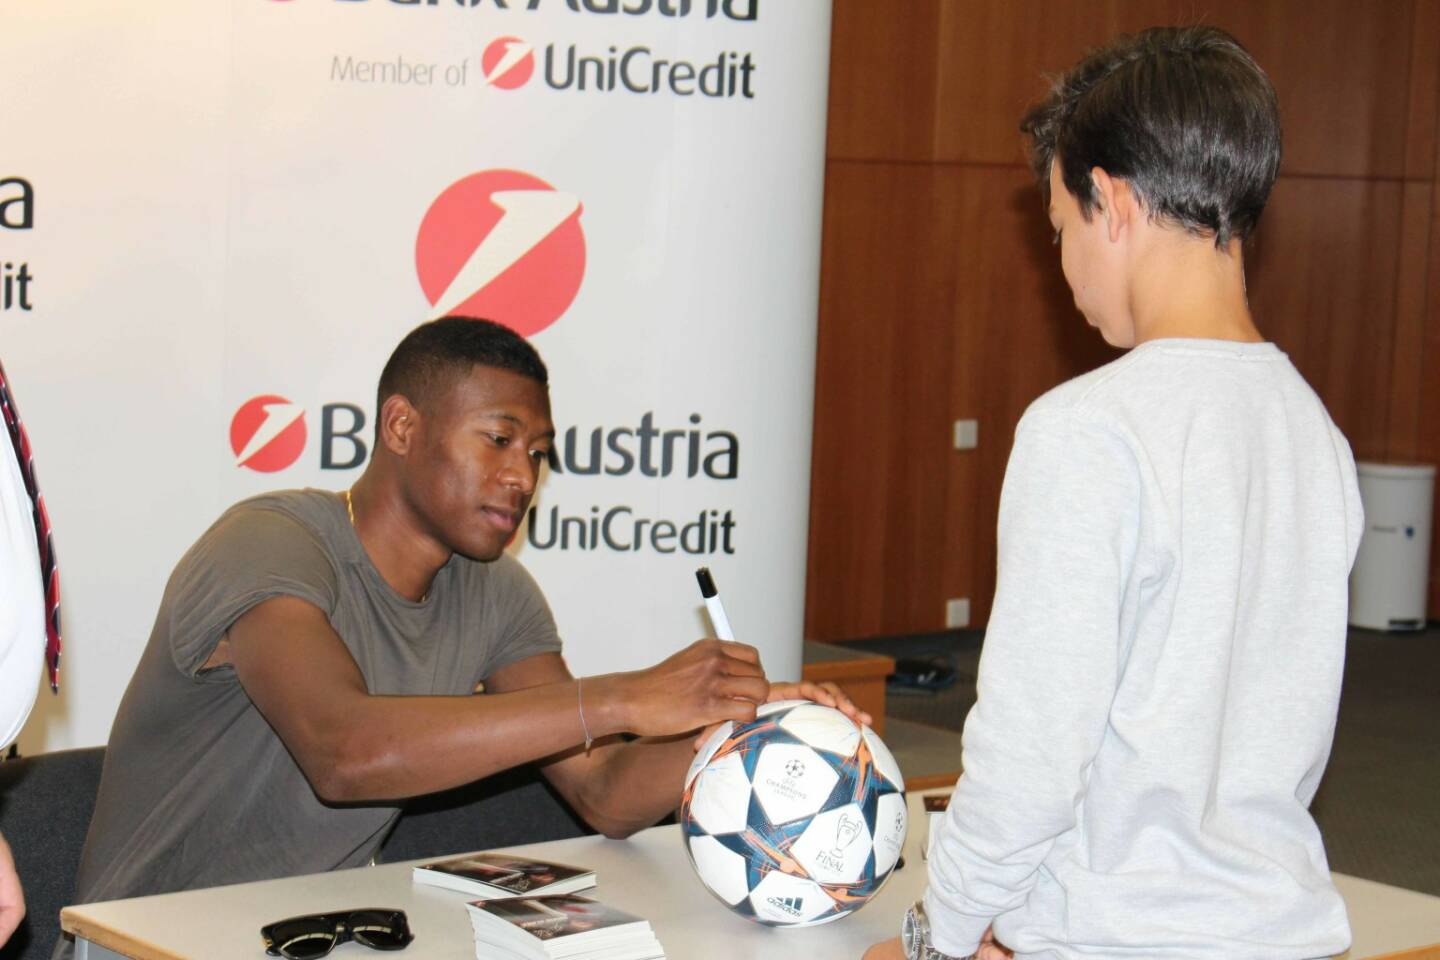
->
<box><xmin>868</xmin><ymin>26</ymin><xmax>1362</xmax><ymax>960</ymax></box>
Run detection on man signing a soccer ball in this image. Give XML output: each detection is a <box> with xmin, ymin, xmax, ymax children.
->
<box><xmin>57</xmin><ymin>317</ymin><xmax>864</xmax><ymax>960</ymax></box>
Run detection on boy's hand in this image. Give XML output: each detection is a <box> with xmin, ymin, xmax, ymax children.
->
<box><xmin>978</xmin><ymin>925</ymin><xmax>1014</xmax><ymax>958</ymax></box>
<box><xmin>862</xmin><ymin>926</ymin><xmax>1010</xmax><ymax>959</ymax></box>
<box><xmin>862</xmin><ymin>938</ymin><xmax>903</xmax><ymax>960</ymax></box>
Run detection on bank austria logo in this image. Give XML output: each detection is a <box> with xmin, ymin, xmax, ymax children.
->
<box><xmin>229</xmin><ymin>397</ymin><xmax>370</xmax><ymax>473</ymax></box>
<box><xmin>230</xmin><ymin>396</ymin><xmax>307</xmax><ymax>473</ymax></box>
<box><xmin>482</xmin><ymin>36</ymin><xmax>535</xmax><ymax>88</ymax></box>
<box><xmin>415</xmin><ymin>169</ymin><xmax>584</xmax><ymax>337</ymax></box>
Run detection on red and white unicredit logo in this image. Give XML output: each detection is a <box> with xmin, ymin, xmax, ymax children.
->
<box><xmin>482</xmin><ymin>36</ymin><xmax>535</xmax><ymax>89</ymax></box>
<box><xmin>415</xmin><ymin>169</ymin><xmax>586</xmax><ymax>337</ymax></box>
<box><xmin>230</xmin><ymin>395</ymin><xmax>307</xmax><ymax>473</ymax></box>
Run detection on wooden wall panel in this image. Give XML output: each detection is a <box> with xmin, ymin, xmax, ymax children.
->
<box><xmin>826</xmin><ymin>0</ymin><xmax>943</xmax><ymax>162</ymax></box>
<box><xmin>1128</xmin><ymin>0</ymin><xmax>1414</xmax><ymax>179</ymax></box>
<box><xmin>1409</xmin><ymin>0</ymin><xmax>1440</xmax><ymax>626</ymax></box>
<box><xmin>805</xmin><ymin>163</ymin><xmax>961</xmax><ymax>640</ymax></box>
<box><xmin>942</xmin><ymin>166</ymin><xmax>1116</xmax><ymax>626</ymax></box>
<box><xmin>1405</xmin><ymin>0</ymin><xmax>1440</xmax><ymax>180</ymax></box>
<box><xmin>807</xmin><ymin>0</ymin><xmax>1440</xmax><ymax>641</ymax></box>
<box><xmin>1247</xmin><ymin>179</ymin><xmax>1406</xmax><ymax>463</ymax></box>
<box><xmin>933</xmin><ymin>0</ymin><xmax>1417</xmax><ymax>178</ymax></box>
<box><xmin>1388</xmin><ymin>182</ymin><xmax>1435</xmax><ymax>460</ymax></box>
<box><xmin>932</xmin><ymin>2</ymin><xmax>1111</xmax><ymax>166</ymax></box>
<box><xmin>1422</xmin><ymin>110</ymin><xmax>1440</xmax><ymax>616</ymax></box>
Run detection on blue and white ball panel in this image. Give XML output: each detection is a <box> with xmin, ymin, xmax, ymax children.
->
<box><xmin>790</xmin><ymin>804</ymin><xmax>872</xmax><ymax>884</ymax></box>
<box><xmin>872</xmin><ymin>792</ymin><xmax>907</xmax><ymax>876</ymax></box>
<box><xmin>685</xmin><ymin>720</ymin><xmax>736</xmax><ymax>790</ymax></box>
<box><xmin>688</xmin><ymin>834</ymin><xmax>751</xmax><ymax>906</ymax></box>
<box><xmin>756</xmin><ymin>698</ymin><xmax>807</xmax><ymax>718</ymax></box>
<box><xmin>752</xmin><ymin>743</ymin><xmax>840</xmax><ymax>826</ymax></box>
<box><xmin>687</xmin><ymin>751</ymin><xmax>753</xmax><ymax>836</ymax></box>
<box><xmin>861</xmin><ymin>724</ymin><xmax>905</xmax><ymax>790</ymax></box>
<box><xmin>778</xmin><ymin>702</ymin><xmax>863</xmax><ymax>756</ymax></box>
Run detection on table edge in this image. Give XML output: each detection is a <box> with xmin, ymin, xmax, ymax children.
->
<box><xmin>61</xmin><ymin>907</ymin><xmax>188</xmax><ymax>960</ymax></box>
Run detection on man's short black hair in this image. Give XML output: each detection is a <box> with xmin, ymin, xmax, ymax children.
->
<box><xmin>1021</xmin><ymin>25</ymin><xmax>1281</xmax><ymax>247</ymax></box>
<box><xmin>378</xmin><ymin>316</ymin><xmax>549</xmax><ymax>414</ymax></box>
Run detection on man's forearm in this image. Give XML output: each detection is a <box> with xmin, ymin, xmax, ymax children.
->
<box><xmin>307</xmin><ymin>675</ymin><xmax>633</xmax><ymax>803</ymax></box>
<box><xmin>563</xmin><ymin>733</ymin><xmax>697</xmax><ymax>838</ymax></box>
<box><xmin>229</xmin><ymin>597</ymin><xmax>770</xmax><ymax>808</ymax></box>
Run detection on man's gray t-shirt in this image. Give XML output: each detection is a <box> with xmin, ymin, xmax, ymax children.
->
<box><xmin>70</xmin><ymin>489</ymin><xmax>562</xmax><ymax>908</ymax></box>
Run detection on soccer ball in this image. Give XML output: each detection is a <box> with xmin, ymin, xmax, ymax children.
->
<box><xmin>680</xmin><ymin>700</ymin><xmax>907</xmax><ymax>927</ymax></box>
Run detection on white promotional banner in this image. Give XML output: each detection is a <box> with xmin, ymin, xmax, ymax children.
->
<box><xmin>2</xmin><ymin>0</ymin><xmax>832</xmax><ymax>754</ymax></box>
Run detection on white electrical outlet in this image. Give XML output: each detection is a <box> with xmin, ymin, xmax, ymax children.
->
<box><xmin>945</xmin><ymin>597</ymin><xmax>971</xmax><ymax>628</ymax></box>
<box><xmin>952</xmin><ymin>419</ymin><xmax>978</xmax><ymax>450</ymax></box>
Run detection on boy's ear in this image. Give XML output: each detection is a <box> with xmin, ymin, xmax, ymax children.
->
<box><xmin>1089</xmin><ymin>167</ymin><xmax>1130</xmax><ymax>242</ymax></box>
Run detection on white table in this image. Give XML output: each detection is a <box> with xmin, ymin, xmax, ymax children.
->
<box><xmin>63</xmin><ymin>793</ymin><xmax>1440</xmax><ymax>960</ymax></box>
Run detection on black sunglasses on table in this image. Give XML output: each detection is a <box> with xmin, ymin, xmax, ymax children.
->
<box><xmin>261</xmin><ymin>908</ymin><xmax>414</xmax><ymax>959</ymax></box>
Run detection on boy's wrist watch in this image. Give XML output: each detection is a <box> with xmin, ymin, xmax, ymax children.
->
<box><xmin>901</xmin><ymin>901</ymin><xmax>974</xmax><ymax>960</ymax></box>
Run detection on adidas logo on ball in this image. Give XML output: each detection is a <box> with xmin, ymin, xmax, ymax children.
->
<box><xmin>767</xmin><ymin>896</ymin><xmax>805</xmax><ymax>918</ymax></box>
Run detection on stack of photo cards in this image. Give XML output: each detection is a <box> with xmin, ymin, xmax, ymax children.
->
<box><xmin>466</xmin><ymin>895</ymin><xmax>666</xmax><ymax>960</ymax></box>
<box><xmin>413</xmin><ymin>853</ymin><xmax>596</xmax><ymax>900</ymax></box>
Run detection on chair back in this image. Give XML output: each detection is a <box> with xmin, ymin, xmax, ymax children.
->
<box><xmin>0</xmin><ymin>747</ymin><xmax>105</xmax><ymax>960</ymax></box>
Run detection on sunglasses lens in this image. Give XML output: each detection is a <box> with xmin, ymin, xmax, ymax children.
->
<box><xmin>348</xmin><ymin>911</ymin><xmax>413</xmax><ymax>951</ymax></box>
<box><xmin>268</xmin><ymin>919</ymin><xmax>338</xmax><ymax>960</ymax></box>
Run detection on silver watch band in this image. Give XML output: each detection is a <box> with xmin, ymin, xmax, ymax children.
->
<box><xmin>901</xmin><ymin>901</ymin><xmax>975</xmax><ymax>960</ymax></box>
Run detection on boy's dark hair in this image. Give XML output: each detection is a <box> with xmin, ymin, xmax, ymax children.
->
<box><xmin>378</xmin><ymin>316</ymin><xmax>549</xmax><ymax>414</ymax></box>
<box><xmin>1020</xmin><ymin>25</ymin><xmax>1281</xmax><ymax>247</ymax></box>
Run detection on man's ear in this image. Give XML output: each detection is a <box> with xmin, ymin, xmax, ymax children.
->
<box><xmin>1089</xmin><ymin>167</ymin><xmax>1132</xmax><ymax>243</ymax></box>
<box><xmin>378</xmin><ymin>394</ymin><xmax>420</xmax><ymax>456</ymax></box>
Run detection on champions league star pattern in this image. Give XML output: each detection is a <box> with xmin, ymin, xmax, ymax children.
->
<box><xmin>680</xmin><ymin>701</ymin><xmax>907</xmax><ymax>927</ymax></box>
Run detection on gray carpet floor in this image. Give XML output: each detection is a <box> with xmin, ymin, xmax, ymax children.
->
<box><xmin>845</xmin><ymin>625</ymin><xmax>1440</xmax><ymax>896</ymax></box>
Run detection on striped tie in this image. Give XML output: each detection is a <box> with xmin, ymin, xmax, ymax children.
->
<box><xmin>0</xmin><ymin>358</ymin><xmax>61</xmax><ymax>693</ymax></box>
